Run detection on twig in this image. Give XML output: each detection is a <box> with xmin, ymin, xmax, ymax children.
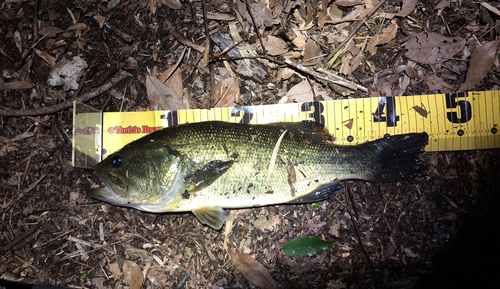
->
<box><xmin>212</xmin><ymin>39</ymin><xmax>245</xmax><ymax>59</ymax></box>
<box><xmin>218</xmin><ymin>54</ymin><xmax>367</xmax><ymax>92</ymax></box>
<box><xmin>295</xmin><ymin>63</ymin><xmax>368</xmax><ymax>93</ymax></box>
<box><xmin>325</xmin><ymin>0</ymin><xmax>388</xmax><ymax>64</ymax></box>
<box><xmin>201</xmin><ymin>0</ymin><xmax>215</xmax><ymax>90</ymax></box>
<box><xmin>142</xmin><ymin>237</ymin><xmax>211</xmax><ymax>288</ymax></box>
<box><xmin>440</xmin><ymin>13</ymin><xmax>452</xmax><ymax>37</ymax></box>
<box><xmin>56</xmin><ymin>238</ymin><xmax>130</xmax><ymax>263</ymax></box>
<box><xmin>1</xmin><ymin>222</ymin><xmax>44</xmax><ymax>251</ymax></box>
<box><xmin>14</xmin><ymin>255</ymin><xmax>40</xmax><ymax>272</ymax></box>
<box><xmin>68</xmin><ymin>235</ymin><xmax>94</xmax><ymax>247</ymax></box>
<box><xmin>32</xmin><ymin>229</ymin><xmax>75</xmax><ymax>249</ymax></box>
<box><xmin>325</xmin><ymin>18</ymin><xmax>361</xmax><ymax>24</ymax></box>
<box><xmin>160</xmin><ymin>46</ymin><xmax>188</xmax><ymax>83</ymax></box>
<box><xmin>157</xmin><ymin>248</ymin><xmax>211</xmax><ymax>288</ymax></box>
<box><xmin>164</xmin><ymin>18</ymin><xmax>205</xmax><ymax>53</ymax></box>
<box><xmin>334</xmin><ymin>185</ymin><xmax>374</xmax><ymax>271</ymax></box>
<box><xmin>2</xmin><ymin>173</ymin><xmax>46</xmax><ymax>214</ymax></box>
<box><xmin>479</xmin><ymin>20</ymin><xmax>500</xmax><ymax>40</ymax></box>
<box><xmin>0</xmin><ymin>70</ymin><xmax>132</xmax><ymax>117</ymax></box>
<box><xmin>306</xmin><ymin>77</ymin><xmax>317</xmax><ymax>101</ymax></box>
<box><xmin>244</xmin><ymin>0</ymin><xmax>267</xmax><ymax>55</ymax></box>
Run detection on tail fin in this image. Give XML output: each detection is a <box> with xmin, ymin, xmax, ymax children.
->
<box><xmin>367</xmin><ymin>132</ymin><xmax>429</xmax><ymax>182</ymax></box>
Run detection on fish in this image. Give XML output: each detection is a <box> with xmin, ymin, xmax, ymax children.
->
<box><xmin>87</xmin><ymin>121</ymin><xmax>428</xmax><ymax>230</ymax></box>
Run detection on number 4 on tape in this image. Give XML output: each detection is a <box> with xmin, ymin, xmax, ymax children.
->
<box><xmin>373</xmin><ymin>96</ymin><xmax>400</xmax><ymax>127</ymax></box>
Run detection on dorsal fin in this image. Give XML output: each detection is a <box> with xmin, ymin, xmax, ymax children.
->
<box><xmin>266</xmin><ymin>121</ymin><xmax>332</xmax><ymax>142</ymax></box>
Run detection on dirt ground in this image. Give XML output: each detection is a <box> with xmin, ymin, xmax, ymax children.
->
<box><xmin>1</xmin><ymin>0</ymin><xmax>500</xmax><ymax>288</ymax></box>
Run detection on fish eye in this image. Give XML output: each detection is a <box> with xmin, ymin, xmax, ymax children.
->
<box><xmin>111</xmin><ymin>154</ymin><xmax>122</xmax><ymax>167</ymax></box>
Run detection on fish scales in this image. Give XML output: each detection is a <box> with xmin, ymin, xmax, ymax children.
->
<box><xmin>88</xmin><ymin>121</ymin><xmax>428</xmax><ymax>229</ymax></box>
<box><xmin>137</xmin><ymin>122</ymin><xmax>371</xmax><ymax>208</ymax></box>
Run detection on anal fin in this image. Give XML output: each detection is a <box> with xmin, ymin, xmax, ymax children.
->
<box><xmin>289</xmin><ymin>180</ymin><xmax>343</xmax><ymax>204</ymax></box>
<box><xmin>192</xmin><ymin>205</ymin><xmax>226</xmax><ymax>230</ymax></box>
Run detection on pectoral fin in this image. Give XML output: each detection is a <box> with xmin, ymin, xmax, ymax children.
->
<box><xmin>184</xmin><ymin>160</ymin><xmax>234</xmax><ymax>192</ymax></box>
<box><xmin>289</xmin><ymin>180</ymin><xmax>343</xmax><ymax>203</ymax></box>
<box><xmin>192</xmin><ymin>205</ymin><xmax>226</xmax><ymax>230</ymax></box>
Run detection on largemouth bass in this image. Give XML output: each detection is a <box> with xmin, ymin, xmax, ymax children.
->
<box><xmin>87</xmin><ymin>121</ymin><xmax>428</xmax><ymax>229</ymax></box>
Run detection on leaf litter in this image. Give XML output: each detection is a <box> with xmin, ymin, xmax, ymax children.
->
<box><xmin>459</xmin><ymin>40</ymin><xmax>500</xmax><ymax>91</ymax></box>
<box><xmin>1</xmin><ymin>0</ymin><xmax>500</xmax><ymax>288</ymax></box>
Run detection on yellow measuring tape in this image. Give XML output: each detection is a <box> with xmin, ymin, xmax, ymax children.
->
<box><xmin>72</xmin><ymin>90</ymin><xmax>500</xmax><ymax>168</ymax></box>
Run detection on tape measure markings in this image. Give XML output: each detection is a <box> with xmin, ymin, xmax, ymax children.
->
<box><xmin>98</xmin><ymin>91</ymin><xmax>499</xmax><ymax>159</ymax></box>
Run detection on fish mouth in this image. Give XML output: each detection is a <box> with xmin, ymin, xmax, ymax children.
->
<box><xmin>87</xmin><ymin>170</ymin><xmax>129</xmax><ymax>204</ymax></box>
<box><xmin>87</xmin><ymin>185</ymin><xmax>116</xmax><ymax>202</ymax></box>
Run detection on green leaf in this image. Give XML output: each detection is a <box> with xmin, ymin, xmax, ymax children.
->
<box><xmin>282</xmin><ymin>237</ymin><xmax>334</xmax><ymax>257</ymax></box>
<box><xmin>314</xmin><ymin>202</ymin><xmax>321</xmax><ymax>209</ymax></box>
<box><xmin>108</xmin><ymin>0</ymin><xmax>121</xmax><ymax>10</ymax></box>
<box><xmin>80</xmin><ymin>270</ymin><xmax>88</xmax><ymax>279</ymax></box>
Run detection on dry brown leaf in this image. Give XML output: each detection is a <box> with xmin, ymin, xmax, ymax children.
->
<box><xmin>329</xmin><ymin>3</ymin><xmax>343</xmax><ymax>21</ymax></box>
<box><xmin>158</xmin><ymin>66</ymin><xmax>184</xmax><ymax>98</ymax></box>
<box><xmin>145</xmin><ymin>75</ymin><xmax>187</xmax><ymax>110</ymax></box>
<box><xmin>329</xmin><ymin>222</ymin><xmax>341</xmax><ymax>237</ymax></box>
<box><xmin>66</xmin><ymin>23</ymin><xmax>88</xmax><ymax>31</ymax></box>
<box><xmin>108</xmin><ymin>263</ymin><xmax>121</xmax><ymax>279</ymax></box>
<box><xmin>0</xmin><ymin>80</ymin><xmax>34</xmax><ymax>90</ymax></box>
<box><xmin>397</xmin><ymin>0</ymin><xmax>417</xmax><ymax>17</ymax></box>
<box><xmin>403</xmin><ymin>32</ymin><xmax>465</xmax><ymax>64</ymax></box>
<box><xmin>165</xmin><ymin>69</ymin><xmax>183</xmax><ymax>101</ymax></box>
<box><xmin>435</xmin><ymin>0</ymin><xmax>450</xmax><ymax>11</ymax></box>
<box><xmin>236</xmin><ymin>0</ymin><xmax>279</xmax><ymax>27</ymax></box>
<box><xmin>292</xmin><ymin>35</ymin><xmax>307</xmax><ymax>49</ymax></box>
<box><xmin>149</xmin><ymin>0</ymin><xmax>157</xmax><ymax>14</ymax></box>
<box><xmin>91</xmin><ymin>278</ymin><xmax>106</xmax><ymax>289</ymax></box>
<box><xmin>412</xmin><ymin>105</ymin><xmax>428</xmax><ymax>118</ymax></box>
<box><xmin>281</xmin><ymin>80</ymin><xmax>314</xmax><ymax>103</ymax></box>
<box><xmin>305</xmin><ymin>0</ymin><xmax>314</xmax><ymax>25</ymax></box>
<box><xmin>207</xmin><ymin>12</ymin><xmax>236</xmax><ymax>21</ymax></box>
<box><xmin>372</xmin><ymin>78</ymin><xmax>393</xmax><ymax>97</ymax></box>
<box><xmin>273</xmin><ymin>67</ymin><xmax>295</xmax><ymax>81</ymax></box>
<box><xmin>317</xmin><ymin>0</ymin><xmax>328</xmax><ymax>29</ymax></box>
<box><xmin>281</xmin><ymin>81</ymin><xmax>333</xmax><ymax>103</ymax></box>
<box><xmin>303</xmin><ymin>38</ymin><xmax>321</xmax><ymax>64</ymax></box>
<box><xmin>253</xmin><ymin>214</ymin><xmax>280</xmax><ymax>231</ymax></box>
<box><xmin>424</xmin><ymin>75</ymin><xmax>453</xmax><ymax>92</ymax></box>
<box><xmin>95</xmin><ymin>14</ymin><xmax>106</xmax><ymax>28</ymax></box>
<box><xmin>459</xmin><ymin>40</ymin><xmax>500</xmax><ymax>91</ymax></box>
<box><xmin>34</xmin><ymin>49</ymin><xmax>56</xmax><ymax>68</ymax></box>
<box><xmin>367</xmin><ymin>23</ymin><xmax>398</xmax><ymax>55</ymax></box>
<box><xmin>228</xmin><ymin>247</ymin><xmax>277</xmax><ymax>289</ymax></box>
<box><xmin>39</xmin><ymin>26</ymin><xmax>64</xmax><ymax>36</ymax></box>
<box><xmin>204</xmin><ymin>77</ymin><xmax>240</xmax><ymax>108</ymax></box>
<box><xmin>481</xmin><ymin>2</ymin><xmax>500</xmax><ymax>17</ymax></box>
<box><xmin>339</xmin><ymin>54</ymin><xmax>352</xmax><ymax>76</ymax></box>
<box><xmin>158</xmin><ymin>0</ymin><xmax>182</xmax><ymax>9</ymax></box>
<box><xmin>264</xmin><ymin>36</ymin><xmax>288</xmax><ymax>56</ymax></box>
<box><xmin>123</xmin><ymin>260</ymin><xmax>143</xmax><ymax>289</ymax></box>
<box><xmin>334</xmin><ymin>1</ymin><xmax>364</xmax><ymax>7</ymax></box>
<box><xmin>344</xmin><ymin>118</ymin><xmax>354</xmax><ymax>129</ymax></box>
<box><xmin>0</xmin><ymin>136</ymin><xmax>18</xmax><ymax>157</ymax></box>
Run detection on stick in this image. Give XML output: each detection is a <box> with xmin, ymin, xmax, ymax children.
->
<box><xmin>218</xmin><ymin>54</ymin><xmax>367</xmax><ymax>93</ymax></box>
<box><xmin>164</xmin><ymin>18</ymin><xmax>205</xmax><ymax>53</ymax></box>
<box><xmin>245</xmin><ymin>0</ymin><xmax>267</xmax><ymax>55</ymax></box>
<box><xmin>0</xmin><ymin>70</ymin><xmax>132</xmax><ymax>117</ymax></box>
